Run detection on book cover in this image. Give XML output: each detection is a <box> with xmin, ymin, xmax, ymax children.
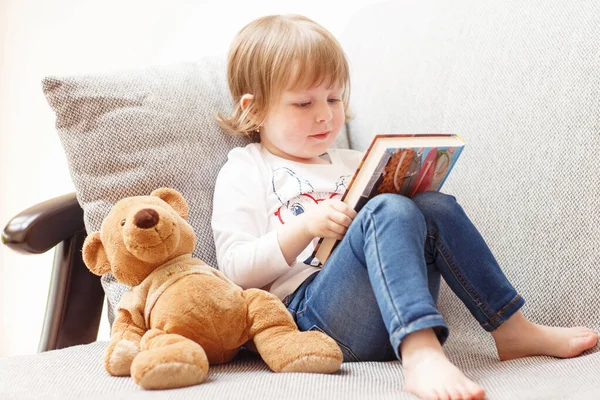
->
<box><xmin>307</xmin><ymin>133</ymin><xmax>465</xmax><ymax>267</ymax></box>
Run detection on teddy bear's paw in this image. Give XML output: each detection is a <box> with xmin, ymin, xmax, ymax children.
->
<box><xmin>131</xmin><ymin>340</ymin><xmax>209</xmax><ymax>390</ymax></box>
<box><xmin>105</xmin><ymin>339</ymin><xmax>140</xmax><ymax>376</ymax></box>
<box><xmin>136</xmin><ymin>361</ymin><xmax>208</xmax><ymax>390</ymax></box>
<box><xmin>280</xmin><ymin>354</ymin><xmax>342</xmax><ymax>374</ymax></box>
<box><xmin>263</xmin><ymin>331</ymin><xmax>343</xmax><ymax>374</ymax></box>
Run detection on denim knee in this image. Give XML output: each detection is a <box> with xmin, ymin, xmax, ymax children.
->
<box><xmin>411</xmin><ymin>191</ymin><xmax>458</xmax><ymax>218</ymax></box>
<box><xmin>364</xmin><ymin>193</ymin><xmax>426</xmax><ymax>225</ymax></box>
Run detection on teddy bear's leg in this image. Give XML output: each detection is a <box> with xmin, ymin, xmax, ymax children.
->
<box><xmin>243</xmin><ymin>288</ymin><xmax>343</xmax><ymax>374</ymax></box>
<box><xmin>130</xmin><ymin>329</ymin><xmax>209</xmax><ymax>390</ymax></box>
<box><xmin>104</xmin><ymin>309</ymin><xmax>144</xmax><ymax>376</ymax></box>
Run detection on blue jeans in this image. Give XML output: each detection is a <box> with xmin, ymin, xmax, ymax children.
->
<box><xmin>284</xmin><ymin>192</ymin><xmax>525</xmax><ymax>362</ymax></box>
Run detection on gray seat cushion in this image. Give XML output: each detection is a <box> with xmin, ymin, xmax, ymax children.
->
<box><xmin>2</xmin><ymin>340</ymin><xmax>600</xmax><ymax>399</ymax></box>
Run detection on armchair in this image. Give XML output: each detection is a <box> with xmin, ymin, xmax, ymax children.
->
<box><xmin>2</xmin><ymin>1</ymin><xmax>600</xmax><ymax>399</ymax></box>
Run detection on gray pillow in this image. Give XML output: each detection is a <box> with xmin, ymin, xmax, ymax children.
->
<box><xmin>43</xmin><ymin>56</ymin><xmax>351</xmax><ymax>322</ymax></box>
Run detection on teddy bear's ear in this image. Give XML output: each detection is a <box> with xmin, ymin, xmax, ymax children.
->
<box><xmin>151</xmin><ymin>188</ymin><xmax>189</xmax><ymax>220</ymax></box>
<box><xmin>82</xmin><ymin>232</ymin><xmax>112</xmax><ymax>276</ymax></box>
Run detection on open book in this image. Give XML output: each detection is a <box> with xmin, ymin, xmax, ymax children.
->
<box><xmin>308</xmin><ymin>133</ymin><xmax>465</xmax><ymax>267</ymax></box>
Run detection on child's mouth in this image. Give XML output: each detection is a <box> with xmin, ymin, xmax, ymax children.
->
<box><xmin>310</xmin><ymin>131</ymin><xmax>330</xmax><ymax>140</ymax></box>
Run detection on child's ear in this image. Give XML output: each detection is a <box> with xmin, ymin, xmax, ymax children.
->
<box><xmin>240</xmin><ymin>94</ymin><xmax>254</xmax><ymax>111</ymax></box>
<box><xmin>240</xmin><ymin>94</ymin><xmax>262</xmax><ymax>131</ymax></box>
<box><xmin>82</xmin><ymin>232</ymin><xmax>112</xmax><ymax>276</ymax></box>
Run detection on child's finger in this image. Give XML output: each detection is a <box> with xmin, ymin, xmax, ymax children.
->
<box><xmin>327</xmin><ymin>219</ymin><xmax>347</xmax><ymax>236</ymax></box>
<box><xmin>330</xmin><ymin>211</ymin><xmax>353</xmax><ymax>228</ymax></box>
<box><xmin>347</xmin><ymin>205</ymin><xmax>358</xmax><ymax>219</ymax></box>
<box><xmin>332</xmin><ymin>201</ymin><xmax>357</xmax><ymax>219</ymax></box>
<box><xmin>329</xmin><ymin>230</ymin><xmax>344</xmax><ymax>241</ymax></box>
<box><xmin>320</xmin><ymin>227</ymin><xmax>344</xmax><ymax>241</ymax></box>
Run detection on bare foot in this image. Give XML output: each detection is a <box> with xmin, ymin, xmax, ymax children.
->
<box><xmin>401</xmin><ymin>329</ymin><xmax>486</xmax><ymax>400</ymax></box>
<box><xmin>492</xmin><ymin>311</ymin><xmax>599</xmax><ymax>361</ymax></box>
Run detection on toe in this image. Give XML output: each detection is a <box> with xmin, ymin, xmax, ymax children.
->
<box><xmin>446</xmin><ymin>387</ymin><xmax>463</xmax><ymax>400</ymax></box>
<box><xmin>584</xmin><ymin>330</ymin><xmax>600</xmax><ymax>341</ymax></box>
<box><xmin>576</xmin><ymin>327</ymin><xmax>596</xmax><ymax>336</ymax></box>
<box><xmin>581</xmin><ymin>333</ymin><xmax>598</xmax><ymax>348</ymax></box>
<box><xmin>578</xmin><ymin>327</ymin><xmax>600</xmax><ymax>341</ymax></box>
<box><xmin>456</xmin><ymin>383</ymin><xmax>470</xmax><ymax>399</ymax></box>
<box><xmin>571</xmin><ymin>334</ymin><xmax>598</xmax><ymax>355</ymax></box>
<box><xmin>467</xmin><ymin>382</ymin><xmax>486</xmax><ymax>399</ymax></box>
<box><xmin>419</xmin><ymin>388</ymin><xmax>439</xmax><ymax>400</ymax></box>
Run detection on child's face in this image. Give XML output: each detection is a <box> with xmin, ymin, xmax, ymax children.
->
<box><xmin>259</xmin><ymin>80</ymin><xmax>345</xmax><ymax>163</ymax></box>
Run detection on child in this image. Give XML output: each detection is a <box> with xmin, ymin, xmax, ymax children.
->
<box><xmin>211</xmin><ymin>14</ymin><xmax>598</xmax><ymax>400</ymax></box>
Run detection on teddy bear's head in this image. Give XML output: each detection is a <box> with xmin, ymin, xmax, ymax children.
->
<box><xmin>82</xmin><ymin>188</ymin><xmax>196</xmax><ymax>286</ymax></box>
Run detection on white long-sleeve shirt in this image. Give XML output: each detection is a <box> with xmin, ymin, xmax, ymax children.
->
<box><xmin>211</xmin><ymin>142</ymin><xmax>363</xmax><ymax>300</ymax></box>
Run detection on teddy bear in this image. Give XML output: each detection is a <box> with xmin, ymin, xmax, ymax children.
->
<box><xmin>82</xmin><ymin>188</ymin><xmax>343</xmax><ymax>390</ymax></box>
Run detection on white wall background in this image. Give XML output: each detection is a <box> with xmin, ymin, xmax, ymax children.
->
<box><xmin>0</xmin><ymin>0</ymin><xmax>383</xmax><ymax>356</ymax></box>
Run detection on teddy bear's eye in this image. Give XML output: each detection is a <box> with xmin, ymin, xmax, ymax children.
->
<box><xmin>120</xmin><ymin>219</ymin><xmax>126</xmax><ymax>226</ymax></box>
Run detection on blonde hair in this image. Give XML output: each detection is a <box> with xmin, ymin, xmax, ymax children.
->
<box><xmin>217</xmin><ymin>14</ymin><xmax>351</xmax><ymax>138</ymax></box>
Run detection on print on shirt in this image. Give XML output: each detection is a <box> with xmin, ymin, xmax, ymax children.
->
<box><xmin>271</xmin><ymin>167</ymin><xmax>352</xmax><ymax>225</ymax></box>
<box><xmin>335</xmin><ymin>174</ymin><xmax>353</xmax><ymax>194</ymax></box>
<box><xmin>270</xmin><ymin>166</ymin><xmax>352</xmax><ymax>267</ymax></box>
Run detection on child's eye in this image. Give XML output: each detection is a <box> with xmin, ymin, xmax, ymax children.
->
<box><xmin>295</xmin><ymin>98</ymin><xmax>340</xmax><ymax>108</ymax></box>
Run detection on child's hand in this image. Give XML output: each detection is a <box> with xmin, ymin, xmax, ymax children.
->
<box><xmin>277</xmin><ymin>199</ymin><xmax>357</xmax><ymax>265</ymax></box>
<box><xmin>302</xmin><ymin>199</ymin><xmax>357</xmax><ymax>240</ymax></box>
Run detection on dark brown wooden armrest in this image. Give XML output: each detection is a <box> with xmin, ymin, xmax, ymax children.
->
<box><xmin>1</xmin><ymin>193</ymin><xmax>103</xmax><ymax>351</ymax></box>
<box><xmin>2</xmin><ymin>193</ymin><xmax>84</xmax><ymax>254</ymax></box>
<box><xmin>39</xmin><ymin>229</ymin><xmax>104</xmax><ymax>351</ymax></box>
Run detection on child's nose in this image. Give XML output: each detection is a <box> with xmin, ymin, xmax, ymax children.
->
<box><xmin>315</xmin><ymin>103</ymin><xmax>333</xmax><ymax>123</ymax></box>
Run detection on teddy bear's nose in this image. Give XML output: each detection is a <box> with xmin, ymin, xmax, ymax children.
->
<box><xmin>134</xmin><ymin>208</ymin><xmax>160</xmax><ymax>229</ymax></box>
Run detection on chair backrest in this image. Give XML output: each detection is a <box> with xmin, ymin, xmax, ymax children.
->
<box><xmin>43</xmin><ymin>57</ymin><xmax>351</xmax><ymax>321</ymax></box>
<box><xmin>340</xmin><ymin>0</ymin><xmax>600</xmax><ymax>339</ymax></box>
